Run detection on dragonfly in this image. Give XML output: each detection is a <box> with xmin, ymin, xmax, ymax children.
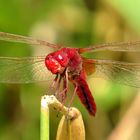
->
<box><xmin>0</xmin><ymin>31</ymin><xmax>140</xmax><ymax>116</ymax></box>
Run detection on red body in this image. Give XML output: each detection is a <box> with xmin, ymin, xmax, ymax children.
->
<box><xmin>45</xmin><ymin>48</ymin><xmax>96</xmax><ymax>116</ymax></box>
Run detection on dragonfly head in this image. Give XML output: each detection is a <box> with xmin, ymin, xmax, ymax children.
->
<box><xmin>45</xmin><ymin>55</ymin><xmax>63</xmax><ymax>74</ymax></box>
<box><xmin>45</xmin><ymin>51</ymin><xmax>69</xmax><ymax>74</ymax></box>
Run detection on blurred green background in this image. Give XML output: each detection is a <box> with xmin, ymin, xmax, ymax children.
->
<box><xmin>0</xmin><ymin>0</ymin><xmax>140</xmax><ymax>140</ymax></box>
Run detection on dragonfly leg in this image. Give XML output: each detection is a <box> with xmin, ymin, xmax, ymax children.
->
<box><xmin>54</xmin><ymin>75</ymin><xmax>62</xmax><ymax>98</ymax></box>
<box><xmin>57</xmin><ymin>69</ymin><xmax>68</xmax><ymax>103</ymax></box>
<box><xmin>47</xmin><ymin>74</ymin><xmax>59</xmax><ymax>95</ymax></box>
<box><xmin>51</xmin><ymin>74</ymin><xmax>59</xmax><ymax>88</ymax></box>
<box><xmin>68</xmin><ymin>85</ymin><xmax>77</xmax><ymax>108</ymax></box>
<box><xmin>65</xmin><ymin>86</ymin><xmax>78</xmax><ymax>117</ymax></box>
<box><xmin>61</xmin><ymin>69</ymin><xmax>68</xmax><ymax>103</ymax></box>
<box><xmin>55</xmin><ymin>69</ymin><xmax>69</xmax><ymax>115</ymax></box>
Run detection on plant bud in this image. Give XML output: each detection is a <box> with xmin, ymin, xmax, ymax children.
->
<box><xmin>56</xmin><ymin>107</ymin><xmax>85</xmax><ymax>140</ymax></box>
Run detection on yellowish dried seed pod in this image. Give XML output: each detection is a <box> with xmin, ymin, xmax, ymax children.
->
<box><xmin>56</xmin><ymin>107</ymin><xmax>85</xmax><ymax>140</ymax></box>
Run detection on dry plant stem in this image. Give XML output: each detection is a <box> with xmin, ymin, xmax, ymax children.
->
<box><xmin>107</xmin><ymin>90</ymin><xmax>140</xmax><ymax>140</ymax></box>
<box><xmin>42</xmin><ymin>95</ymin><xmax>79</xmax><ymax>119</ymax></box>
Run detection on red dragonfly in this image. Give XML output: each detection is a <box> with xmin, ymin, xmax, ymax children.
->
<box><xmin>0</xmin><ymin>31</ymin><xmax>140</xmax><ymax>116</ymax></box>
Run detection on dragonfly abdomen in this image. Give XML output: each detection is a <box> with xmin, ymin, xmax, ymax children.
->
<box><xmin>72</xmin><ymin>70</ymin><xmax>96</xmax><ymax>116</ymax></box>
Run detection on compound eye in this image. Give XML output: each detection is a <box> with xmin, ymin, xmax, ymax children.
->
<box><xmin>45</xmin><ymin>58</ymin><xmax>62</xmax><ymax>74</ymax></box>
<box><xmin>58</xmin><ymin>54</ymin><xmax>68</xmax><ymax>66</ymax></box>
<box><xmin>58</xmin><ymin>54</ymin><xmax>63</xmax><ymax>60</ymax></box>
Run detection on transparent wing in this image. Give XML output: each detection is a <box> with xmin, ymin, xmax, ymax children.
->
<box><xmin>84</xmin><ymin>58</ymin><xmax>140</xmax><ymax>87</ymax></box>
<box><xmin>0</xmin><ymin>31</ymin><xmax>59</xmax><ymax>49</ymax></box>
<box><xmin>79</xmin><ymin>41</ymin><xmax>140</xmax><ymax>53</ymax></box>
<box><xmin>0</xmin><ymin>56</ymin><xmax>55</xmax><ymax>83</ymax></box>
